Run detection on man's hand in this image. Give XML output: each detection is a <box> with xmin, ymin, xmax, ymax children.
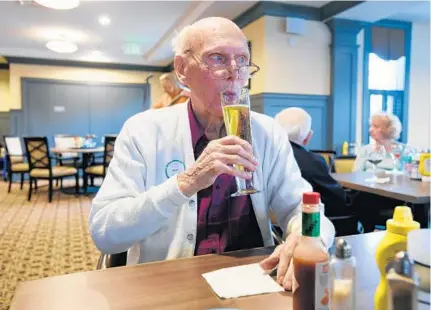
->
<box><xmin>177</xmin><ymin>135</ymin><xmax>258</xmax><ymax>197</ymax></box>
<box><xmin>259</xmin><ymin>232</ymin><xmax>301</xmax><ymax>290</ymax></box>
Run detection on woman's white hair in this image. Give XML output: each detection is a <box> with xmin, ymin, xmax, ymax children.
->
<box><xmin>370</xmin><ymin>111</ymin><xmax>402</xmax><ymax>140</ymax></box>
<box><xmin>275</xmin><ymin>107</ymin><xmax>312</xmax><ymax>145</ymax></box>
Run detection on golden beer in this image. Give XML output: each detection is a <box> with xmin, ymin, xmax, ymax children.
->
<box><xmin>222</xmin><ymin>104</ymin><xmax>252</xmax><ymax>143</ymax></box>
<box><xmin>222</xmin><ymin>104</ymin><xmax>252</xmax><ymax>173</ymax></box>
<box><xmin>220</xmin><ymin>88</ymin><xmax>259</xmax><ymax>196</ymax></box>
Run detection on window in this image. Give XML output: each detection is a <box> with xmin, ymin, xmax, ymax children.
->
<box><xmin>367</xmin><ymin>52</ymin><xmax>405</xmax><ymax>143</ymax></box>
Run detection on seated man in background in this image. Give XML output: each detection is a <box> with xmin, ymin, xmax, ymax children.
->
<box><xmin>275</xmin><ymin>107</ymin><xmax>358</xmax><ymax>236</ymax></box>
<box><xmin>151</xmin><ymin>73</ymin><xmax>190</xmax><ymax>109</ymax></box>
<box><xmin>89</xmin><ymin>17</ymin><xmax>335</xmax><ymax>290</ymax></box>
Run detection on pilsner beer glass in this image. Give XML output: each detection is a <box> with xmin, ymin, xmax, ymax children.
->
<box><xmin>221</xmin><ymin>87</ymin><xmax>259</xmax><ymax>197</ymax></box>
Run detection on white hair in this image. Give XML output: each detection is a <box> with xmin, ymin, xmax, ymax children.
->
<box><xmin>172</xmin><ymin>17</ymin><xmax>245</xmax><ymax>56</ymax></box>
<box><xmin>370</xmin><ymin>111</ymin><xmax>402</xmax><ymax>140</ymax></box>
<box><xmin>275</xmin><ymin>107</ymin><xmax>312</xmax><ymax>145</ymax></box>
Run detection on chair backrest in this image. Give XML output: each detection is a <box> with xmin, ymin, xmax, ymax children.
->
<box><xmin>4</xmin><ymin>136</ymin><xmax>24</xmax><ymax>156</ymax></box>
<box><xmin>54</xmin><ymin>135</ymin><xmax>78</xmax><ymax>158</ymax></box>
<box><xmin>334</xmin><ymin>157</ymin><xmax>356</xmax><ymax>173</ymax></box>
<box><xmin>103</xmin><ymin>135</ymin><xmax>117</xmax><ymax>175</ymax></box>
<box><xmin>310</xmin><ymin>150</ymin><xmax>336</xmax><ymax>171</ymax></box>
<box><xmin>23</xmin><ymin>137</ymin><xmax>52</xmax><ymax>170</ymax></box>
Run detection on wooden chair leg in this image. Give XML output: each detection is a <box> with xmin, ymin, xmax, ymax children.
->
<box><xmin>83</xmin><ymin>174</ymin><xmax>88</xmax><ymax>193</ymax></box>
<box><xmin>75</xmin><ymin>174</ymin><xmax>79</xmax><ymax>194</ymax></box>
<box><xmin>48</xmin><ymin>179</ymin><xmax>53</xmax><ymax>203</ymax></box>
<box><xmin>60</xmin><ymin>178</ymin><xmax>63</xmax><ymax>189</ymax></box>
<box><xmin>20</xmin><ymin>173</ymin><xmax>24</xmax><ymax>190</ymax></box>
<box><xmin>35</xmin><ymin>179</ymin><xmax>38</xmax><ymax>190</ymax></box>
<box><xmin>28</xmin><ymin>178</ymin><xmax>33</xmax><ymax>201</ymax></box>
<box><xmin>55</xmin><ymin>178</ymin><xmax>59</xmax><ymax>187</ymax></box>
<box><xmin>8</xmin><ymin>174</ymin><xmax>12</xmax><ymax>193</ymax></box>
<box><xmin>90</xmin><ymin>176</ymin><xmax>94</xmax><ymax>187</ymax></box>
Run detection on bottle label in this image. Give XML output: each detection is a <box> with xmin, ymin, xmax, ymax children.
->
<box><xmin>315</xmin><ymin>261</ymin><xmax>330</xmax><ymax>310</ymax></box>
<box><xmin>302</xmin><ymin>212</ymin><xmax>320</xmax><ymax>237</ymax></box>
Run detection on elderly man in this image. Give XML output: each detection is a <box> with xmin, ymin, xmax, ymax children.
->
<box><xmin>89</xmin><ymin>17</ymin><xmax>335</xmax><ymax>290</ymax></box>
<box><xmin>275</xmin><ymin>107</ymin><xmax>358</xmax><ymax>236</ymax></box>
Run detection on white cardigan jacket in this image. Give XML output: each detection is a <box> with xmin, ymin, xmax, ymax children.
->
<box><xmin>89</xmin><ymin>103</ymin><xmax>335</xmax><ymax>264</ymax></box>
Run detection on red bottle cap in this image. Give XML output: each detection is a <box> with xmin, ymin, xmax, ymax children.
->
<box><xmin>302</xmin><ymin>192</ymin><xmax>320</xmax><ymax>204</ymax></box>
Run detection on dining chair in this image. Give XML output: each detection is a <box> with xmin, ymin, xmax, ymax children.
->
<box><xmin>310</xmin><ymin>150</ymin><xmax>336</xmax><ymax>171</ymax></box>
<box><xmin>3</xmin><ymin>136</ymin><xmax>29</xmax><ymax>192</ymax></box>
<box><xmin>96</xmin><ymin>252</ymin><xmax>128</xmax><ymax>269</ymax></box>
<box><xmin>23</xmin><ymin>137</ymin><xmax>79</xmax><ymax>202</ymax></box>
<box><xmin>54</xmin><ymin>135</ymin><xmax>80</xmax><ymax>167</ymax></box>
<box><xmin>333</xmin><ymin>156</ymin><xmax>356</xmax><ymax>173</ymax></box>
<box><xmin>83</xmin><ymin>135</ymin><xmax>117</xmax><ymax>192</ymax></box>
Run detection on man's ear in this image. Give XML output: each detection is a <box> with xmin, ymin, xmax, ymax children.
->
<box><xmin>174</xmin><ymin>55</ymin><xmax>188</xmax><ymax>86</ymax></box>
<box><xmin>303</xmin><ymin>130</ymin><xmax>313</xmax><ymax>146</ymax></box>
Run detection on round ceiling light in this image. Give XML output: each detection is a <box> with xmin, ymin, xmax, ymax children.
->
<box><xmin>34</xmin><ymin>0</ymin><xmax>80</xmax><ymax>10</ymax></box>
<box><xmin>98</xmin><ymin>15</ymin><xmax>111</xmax><ymax>26</ymax></box>
<box><xmin>46</xmin><ymin>40</ymin><xmax>78</xmax><ymax>53</ymax></box>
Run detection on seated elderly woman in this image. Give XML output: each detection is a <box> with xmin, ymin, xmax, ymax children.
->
<box><xmin>353</xmin><ymin>111</ymin><xmax>404</xmax><ymax>172</ymax></box>
<box><xmin>352</xmin><ymin>111</ymin><xmax>405</xmax><ymax>232</ymax></box>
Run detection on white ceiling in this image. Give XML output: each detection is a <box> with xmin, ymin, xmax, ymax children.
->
<box><xmin>337</xmin><ymin>1</ymin><xmax>430</xmax><ymax>24</ymax></box>
<box><xmin>0</xmin><ymin>0</ymin><xmax>260</xmax><ymax>67</ymax></box>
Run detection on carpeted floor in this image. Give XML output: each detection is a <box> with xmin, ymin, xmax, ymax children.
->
<box><xmin>0</xmin><ymin>179</ymin><xmax>100</xmax><ymax>310</ymax></box>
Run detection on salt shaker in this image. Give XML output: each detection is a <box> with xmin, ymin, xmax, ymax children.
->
<box><xmin>330</xmin><ymin>239</ymin><xmax>356</xmax><ymax>310</ymax></box>
<box><xmin>387</xmin><ymin>251</ymin><xmax>418</xmax><ymax>310</ymax></box>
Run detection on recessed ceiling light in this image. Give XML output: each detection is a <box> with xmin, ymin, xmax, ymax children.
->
<box><xmin>82</xmin><ymin>50</ymin><xmax>110</xmax><ymax>62</ymax></box>
<box><xmin>90</xmin><ymin>50</ymin><xmax>103</xmax><ymax>57</ymax></box>
<box><xmin>46</xmin><ymin>40</ymin><xmax>78</xmax><ymax>53</ymax></box>
<box><xmin>34</xmin><ymin>0</ymin><xmax>80</xmax><ymax>10</ymax></box>
<box><xmin>98</xmin><ymin>15</ymin><xmax>111</xmax><ymax>26</ymax></box>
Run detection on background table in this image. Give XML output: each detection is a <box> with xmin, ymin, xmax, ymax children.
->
<box><xmin>13</xmin><ymin>231</ymin><xmax>424</xmax><ymax>310</ymax></box>
<box><xmin>332</xmin><ymin>172</ymin><xmax>430</xmax><ymax>204</ymax></box>
<box><xmin>51</xmin><ymin>147</ymin><xmax>104</xmax><ymax>193</ymax></box>
<box><xmin>332</xmin><ymin>172</ymin><xmax>430</xmax><ymax>227</ymax></box>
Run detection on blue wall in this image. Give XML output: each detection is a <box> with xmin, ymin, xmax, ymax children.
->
<box><xmin>251</xmin><ymin>93</ymin><xmax>329</xmax><ymax>150</ymax></box>
<box><xmin>15</xmin><ymin>78</ymin><xmax>146</xmax><ymax>145</ymax></box>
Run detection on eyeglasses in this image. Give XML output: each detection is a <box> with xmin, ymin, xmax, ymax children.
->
<box><xmin>185</xmin><ymin>50</ymin><xmax>260</xmax><ymax>80</ymax></box>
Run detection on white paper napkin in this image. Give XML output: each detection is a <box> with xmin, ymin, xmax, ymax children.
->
<box><xmin>365</xmin><ymin>177</ymin><xmax>391</xmax><ymax>183</ymax></box>
<box><xmin>202</xmin><ymin>263</ymin><xmax>284</xmax><ymax>299</ymax></box>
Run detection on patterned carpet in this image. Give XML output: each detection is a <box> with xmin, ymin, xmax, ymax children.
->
<box><xmin>0</xmin><ymin>179</ymin><xmax>100</xmax><ymax>310</ymax></box>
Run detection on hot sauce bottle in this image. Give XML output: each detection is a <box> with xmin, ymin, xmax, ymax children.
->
<box><xmin>292</xmin><ymin>192</ymin><xmax>330</xmax><ymax>310</ymax></box>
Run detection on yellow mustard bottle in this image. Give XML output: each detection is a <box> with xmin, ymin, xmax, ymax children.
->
<box><xmin>419</xmin><ymin>153</ymin><xmax>431</xmax><ymax>177</ymax></box>
<box><xmin>342</xmin><ymin>141</ymin><xmax>349</xmax><ymax>156</ymax></box>
<box><xmin>374</xmin><ymin>206</ymin><xmax>420</xmax><ymax>310</ymax></box>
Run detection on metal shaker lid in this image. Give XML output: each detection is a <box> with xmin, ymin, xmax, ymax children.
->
<box><xmin>392</xmin><ymin>251</ymin><xmax>415</xmax><ymax>278</ymax></box>
<box><xmin>335</xmin><ymin>239</ymin><xmax>352</xmax><ymax>259</ymax></box>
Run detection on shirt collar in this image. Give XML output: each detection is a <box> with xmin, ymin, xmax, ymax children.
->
<box><xmin>187</xmin><ymin>100</ymin><xmax>206</xmax><ymax>149</ymax></box>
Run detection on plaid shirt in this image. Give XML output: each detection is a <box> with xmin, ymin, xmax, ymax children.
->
<box><xmin>187</xmin><ymin>102</ymin><xmax>263</xmax><ymax>256</ymax></box>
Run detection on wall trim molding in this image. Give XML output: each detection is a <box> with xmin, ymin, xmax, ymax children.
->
<box><xmin>250</xmin><ymin>92</ymin><xmax>329</xmax><ymax>101</ymax></box>
<box><xmin>233</xmin><ymin>1</ymin><xmax>364</xmax><ymax>29</ymax></box>
<box><xmin>5</xmin><ymin>56</ymin><xmax>171</xmax><ymax>73</ymax></box>
<box><xmin>20</xmin><ymin>77</ymin><xmax>148</xmax><ymax>88</ymax></box>
<box><xmin>320</xmin><ymin>1</ymin><xmax>365</xmax><ymax>22</ymax></box>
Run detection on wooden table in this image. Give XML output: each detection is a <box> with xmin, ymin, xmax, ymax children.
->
<box><xmin>9</xmin><ymin>232</ymin><xmax>398</xmax><ymax>310</ymax></box>
<box><xmin>332</xmin><ymin>172</ymin><xmax>430</xmax><ymax>204</ymax></box>
<box><xmin>332</xmin><ymin>172</ymin><xmax>430</xmax><ymax>227</ymax></box>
